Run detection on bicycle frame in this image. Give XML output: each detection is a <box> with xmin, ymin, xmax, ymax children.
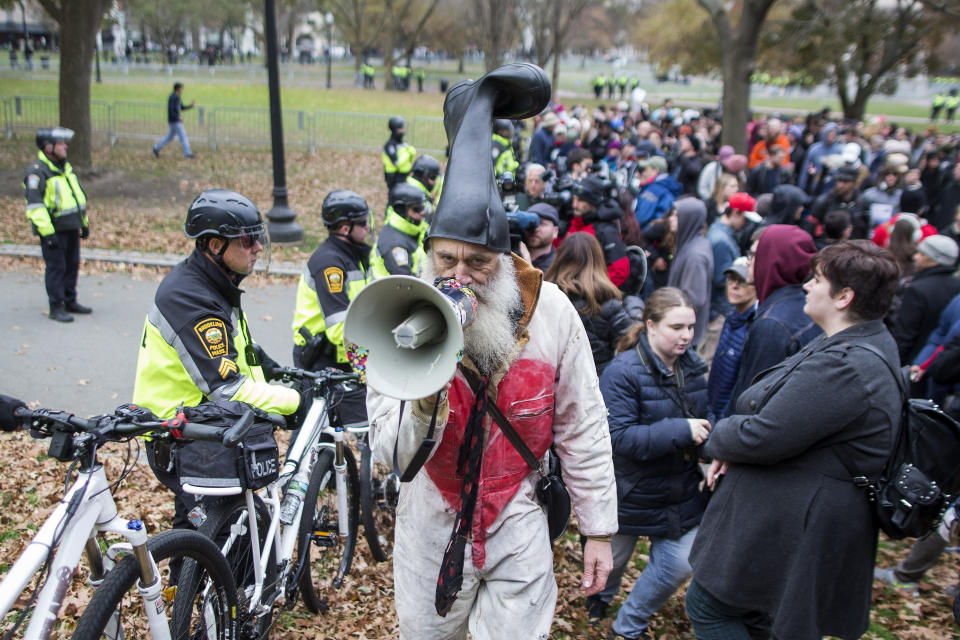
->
<box><xmin>0</xmin><ymin>465</ymin><xmax>169</xmax><ymax>640</ymax></box>
<box><xmin>198</xmin><ymin>392</ymin><xmax>348</xmax><ymax>618</ymax></box>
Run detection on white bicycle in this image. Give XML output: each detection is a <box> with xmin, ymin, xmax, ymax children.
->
<box><xmin>178</xmin><ymin>367</ymin><xmax>361</xmax><ymax>639</ymax></box>
<box><xmin>0</xmin><ymin>401</ymin><xmax>251</xmax><ymax>640</ymax></box>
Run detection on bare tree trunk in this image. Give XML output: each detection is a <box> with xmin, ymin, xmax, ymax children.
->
<box><xmin>52</xmin><ymin>0</ymin><xmax>108</xmax><ymax>168</ymax></box>
<box><xmin>699</xmin><ymin>0</ymin><xmax>775</xmax><ymax>154</ymax></box>
<box><xmin>720</xmin><ymin>50</ymin><xmax>751</xmax><ymax>153</ymax></box>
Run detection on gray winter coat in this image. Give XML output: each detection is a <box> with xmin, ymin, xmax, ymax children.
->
<box><xmin>689</xmin><ymin>320</ymin><xmax>901</xmax><ymax>640</ymax></box>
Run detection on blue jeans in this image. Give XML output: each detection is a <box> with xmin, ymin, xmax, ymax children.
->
<box><xmin>685</xmin><ymin>579</ymin><xmax>771</xmax><ymax>640</ymax></box>
<box><xmin>154</xmin><ymin>121</ymin><xmax>192</xmax><ymax>156</ymax></box>
<box><xmin>604</xmin><ymin>527</ymin><xmax>698</xmax><ymax>638</ymax></box>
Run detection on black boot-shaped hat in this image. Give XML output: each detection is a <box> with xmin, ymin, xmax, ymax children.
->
<box><xmin>426</xmin><ymin>63</ymin><xmax>551</xmax><ymax>254</ymax></box>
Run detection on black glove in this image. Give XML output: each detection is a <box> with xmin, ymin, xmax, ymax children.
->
<box><xmin>42</xmin><ymin>235</ymin><xmax>58</xmax><ymax>250</ymax></box>
<box><xmin>80</xmin><ymin>225</ymin><xmax>89</xmax><ymax>239</ymax></box>
<box><xmin>284</xmin><ymin>378</ymin><xmax>314</xmax><ymax>430</ymax></box>
<box><xmin>249</xmin><ymin>343</ymin><xmax>282</xmax><ymax>382</ymax></box>
<box><xmin>0</xmin><ymin>395</ymin><xmax>27</xmax><ymax>432</ymax></box>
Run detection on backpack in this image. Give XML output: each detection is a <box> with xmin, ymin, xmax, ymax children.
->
<box><xmin>835</xmin><ymin>343</ymin><xmax>960</xmax><ymax>539</ymax></box>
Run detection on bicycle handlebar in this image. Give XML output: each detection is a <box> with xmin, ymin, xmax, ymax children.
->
<box><xmin>12</xmin><ymin>405</ymin><xmax>254</xmax><ymax>448</ymax></box>
<box><xmin>274</xmin><ymin>365</ymin><xmax>361</xmax><ymax>386</ymax></box>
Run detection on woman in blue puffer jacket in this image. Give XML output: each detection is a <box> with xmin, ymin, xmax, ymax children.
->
<box><xmin>587</xmin><ymin>286</ymin><xmax>713</xmax><ymax>640</ymax></box>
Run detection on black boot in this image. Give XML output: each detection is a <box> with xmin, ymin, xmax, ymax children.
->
<box><xmin>49</xmin><ymin>302</ymin><xmax>74</xmax><ymax>323</ymax></box>
<box><xmin>65</xmin><ymin>301</ymin><xmax>92</xmax><ymax>314</ymax></box>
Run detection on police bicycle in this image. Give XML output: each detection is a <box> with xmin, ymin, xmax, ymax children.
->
<box><xmin>177</xmin><ymin>367</ymin><xmax>363</xmax><ymax>639</ymax></box>
<box><xmin>0</xmin><ymin>400</ymin><xmax>250</xmax><ymax>640</ymax></box>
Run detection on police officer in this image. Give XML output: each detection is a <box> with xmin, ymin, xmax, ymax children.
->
<box><xmin>492</xmin><ymin>119</ymin><xmax>519</xmax><ymax>180</ymax></box>
<box><xmin>947</xmin><ymin>89</ymin><xmax>959</xmax><ymax>123</ymax></box>
<box><xmin>24</xmin><ymin>127</ymin><xmax>91</xmax><ymax>323</ymax></box>
<box><xmin>382</xmin><ymin>116</ymin><xmax>416</xmax><ymax>191</ymax></box>
<box><xmin>291</xmin><ymin>190</ymin><xmax>371</xmax><ymax>426</ymax></box>
<box><xmin>363</xmin><ymin>61</ymin><xmax>375</xmax><ymax>89</ymax></box>
<box><xmin>932</xmin><ymin>91</ymin><xmax>947</xmax><ymax>121</ymax></box>
<box><xmin>132</xmin><ymin>188</ymin><xmax>300</xmax><ymax>527</ymax></box>
<box><xmin>407</xmin><ymin>154</ymin><xmax>441</xmax><ymax>220</ymax></box>
<box><xmin>371</xmin><ymin>182</ymin><xmax>428</xmax><ymax>279</ymax></box>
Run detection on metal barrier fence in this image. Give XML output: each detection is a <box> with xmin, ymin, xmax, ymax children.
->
<box><xmin>0</xmin><ymin>95</ymin><xmax>446</xmax><ymax>155</ymax></box>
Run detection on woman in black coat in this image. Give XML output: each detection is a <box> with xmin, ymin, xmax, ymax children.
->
<box><xmin>685</xmin><ymin>240</ymin><xmax>903</xmax><ymax>640</ymax></box>
<box><xmin>590</xmin><ymin>287</ymin><xmax>712</xmax><ymax>639</ymax></box>
<box><xmin>545</xmin><ymin>232</ymin><xmax>633</xmax><ymax>374</ymax></box>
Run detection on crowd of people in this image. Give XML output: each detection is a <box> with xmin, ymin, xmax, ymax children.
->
<box><xmin>474</xmin><ymin>95</ymin><xmax>960</xmax><ymax>638</ymax></box>
<box><xmin>21</xmin><ymin>61</ymin><xmax>960</xmax><ymax>638</ymax></box>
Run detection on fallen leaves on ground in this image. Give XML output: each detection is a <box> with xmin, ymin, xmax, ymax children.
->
<box><xmin>0</xmin><ymin>421</ymin><xmax>957</xmax><ymax>639</ymax></box>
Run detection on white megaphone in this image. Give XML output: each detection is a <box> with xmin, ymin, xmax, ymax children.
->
<box><xmin>344</xmin><ymin>276</ymin><xmax>478</xmax><ymax>400</ymax></box>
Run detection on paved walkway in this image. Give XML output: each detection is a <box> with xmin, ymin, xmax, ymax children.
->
<box><xmin>1</xmin><ymin>266</ymin><xmax>298</xmax><ymax>417</ymax></box>
<box><xmin>0</xmin><ymin>244</ymin><xmax>304</xmax><ymax>275</ymax></box>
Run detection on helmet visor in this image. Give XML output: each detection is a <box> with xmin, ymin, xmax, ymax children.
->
<box><xmin>228</xmin><ymin>223</ymin><xmax>271</xmax><ymax>274</ymax></box>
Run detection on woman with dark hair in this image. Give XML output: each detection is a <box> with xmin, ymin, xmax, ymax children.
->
<box><xmin>685</xmin><ymin>240</ymin><xmax>902</xmax><ymax>640</ymax></box>
<box><xmin>589</xmin><ymin>287</ymin><xmax>712</xmax><ymax>638</ymax></box>
<box><xmin>545</xmin><ymin>232</ymin><xmax>632</xmax><ymax>374</ymax></box>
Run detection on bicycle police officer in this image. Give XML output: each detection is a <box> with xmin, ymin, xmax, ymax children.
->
<box><xmin>24</xmin><ymin>127</ymin><xmax>91</xmax><ymax>322</ymax></box>
<box><xmin>291</xmin><ymin>190</ymin><xmax>372</xmax><ymax>425</ymax></box>
<box><xmin>371</xmin><ymin>182</ymin><xmax>428</xmax><ymax>278</ymax></box>
<box><xmin>133</xmin><ymin>188</ymin><xmax>301</xmax><ymax>528</ymax></box>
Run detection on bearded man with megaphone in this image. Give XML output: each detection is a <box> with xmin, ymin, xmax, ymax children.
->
<box><xmin>347</xmin><ymin>63</ymin><xmax>617</xmax><ymax>639</ymax></box>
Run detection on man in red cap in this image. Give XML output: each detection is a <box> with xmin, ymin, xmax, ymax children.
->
<box><xmin>707</xmin><ymin>192</ymin><xmax>755</xmax><ymax>319</ymax></box>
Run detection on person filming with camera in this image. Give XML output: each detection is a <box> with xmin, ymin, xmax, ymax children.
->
<box><xmin>568</xmin><ymin>175</ymin><xmax>630</xmax><ymax>287</ymax></box>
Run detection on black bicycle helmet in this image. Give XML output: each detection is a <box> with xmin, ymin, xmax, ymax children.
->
<box><xmin>185</xmin><ymin>189</ymin><xmax>265</xmax><ymax>240</ymax></box>
<box><xmin>321</xmin><ymin>190</ymin><xmax>370</xmax><ymax>227</ymax></box>
<box><xmin>389</xmin><ymin>182</ymin><xmax>426</xmax><ymax>215</ymax></box>
<box><xmin>411</xmin><ymin>155</ymin><xmax>441</xmax><ymax>183</ymax></box>
<box><xmin>35</xmin><ymin>127</ymin><xmax>74</xmax><ymax>150</ymax></box>
<box><xmin>388</xmin><ymin>116</ymin><xmax>406</xmax><ymax>133</ymax></box>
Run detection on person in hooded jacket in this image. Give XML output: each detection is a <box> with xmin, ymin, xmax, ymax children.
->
<box><xmin>545</xmin><ymin>232</ymin><xmax>633</xmax><ymax>374</ymax></box>
<box><xmin>760</xmin><ymin>184</ymin><xmax>808</xmax><ymax>227</ymax></box>
<box><xmin>568</xmin><ymin>175</ymin><xmax>630</xmax><ymax>287</ymax></box>
<box><xmin>590</xmin><ymin>287</ymin><xmax>712</xmax><ymax>639</ymax></box>
<box><xmin>725</xmin><ymin>225</ymin><xmax>822</xmax><ymax>415</ymax></box>
<box><xmin>668</xmin><ymin>198</ymin><xmax>714</xmax><ymax>346</ymax></box>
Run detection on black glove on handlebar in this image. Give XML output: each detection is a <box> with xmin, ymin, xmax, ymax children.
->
<box><xmin>250</xmin><ymin>344</ymin><xmax>283</xmax><ymax>382</ymax></box>
<box><xmin>0</xmin><ymin>395</ymin><xmax>27</xmax><ymax>432</ymax></box>
<box><xmin>284</xmin><ymin>379</ymin><xmax>314</xmax><ymax>430</ymax></box>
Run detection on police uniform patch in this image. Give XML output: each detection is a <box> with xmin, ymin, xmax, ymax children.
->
<box><xmin>194</xmin><ymin>318</ymin><xmax>229</xmax><ymax>358</ymax></box>
<box><xmin>391</xmin><ymin>246</ymin><xmax>409</xmax><ymax>267</ymax></box>
<box><xmin>218</xmin><ymin>357</ymin><xmax>239</xmax><ymax>379</ymax></box>
<box><xmin>26</xmin><ymin>174</ymin><xmax>40</xmax><ymax>190</ymax></box>
<box><xmin>324</xmin><ymin>267</ymin><xmax>344</xmax><ymax>293</ymax></box>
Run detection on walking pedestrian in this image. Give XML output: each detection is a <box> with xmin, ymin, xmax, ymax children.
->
<box><xmin>152</xmin><ymin>82</ymin><xmax>195</xmax><ymax>158</ymax></box>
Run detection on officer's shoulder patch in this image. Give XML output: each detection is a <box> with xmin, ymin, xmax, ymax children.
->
<box><xmin>391</xmin><ymin>246</ymin><xmax>409</xmax><ymax>266</ymax></box>
<box><xmin>218</xmin><ymin>357</ymin><xmax>239</xmax><ymax>379</ymax></box>
<box><xmin>194</xmin><ymin>317</ymin><xmax>229</xmax><ymax>359</ymax></box>
<box><xmin>323</xmin><ymin>266</ymin><xmax>344</xmax><ymax>293</ymax></box>
<box><xmin>26</xmin><ymin>174</ymin><xmax>40</xmax><ymax>190</ymax></box>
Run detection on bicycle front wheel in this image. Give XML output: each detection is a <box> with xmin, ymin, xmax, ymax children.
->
<box><xmin>359</xmin><ymin>442</ymin><xmax>397</xmax><ymax>563</ymax></box>
<box><xmin>298</xmin><ymin>446</ymin><xmax>359</xmax><ymax>614</ymax></box>
<box><xmin>192</xmin><ymin>494</ymin><xmax>276</xmax><ymax>640</ymax></box>
<box><xmin>72</xmin><ymin>528</ymin><xmax>238</xmax><ymax>640</ymax></box>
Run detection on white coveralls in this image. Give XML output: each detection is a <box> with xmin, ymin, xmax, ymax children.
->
<box><xmin>367</xmin><ymin>256</ymin><xmax>618</xmax><ymax>640</ymax></box>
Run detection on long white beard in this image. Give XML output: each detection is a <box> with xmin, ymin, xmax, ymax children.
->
<box><xmin>422</xmin><ymin>253</ymin><xmax>522</xmax><ymax>376</ymax></box>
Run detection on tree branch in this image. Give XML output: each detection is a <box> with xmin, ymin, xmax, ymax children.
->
<box><xmin>35</xmin><ymin>0</ymin><xmax>61</xmax><ymax>23</ymax></box>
